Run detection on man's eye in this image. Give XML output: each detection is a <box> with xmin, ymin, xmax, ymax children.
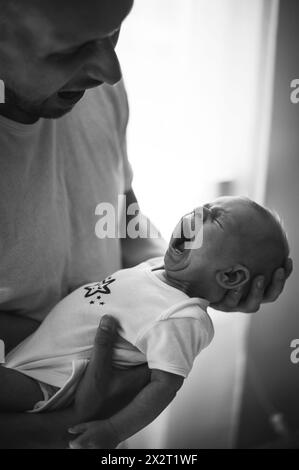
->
<box><xmin>51</xmin><ymin>42</ymin><xmax>90</xmax><ymax>59</ymax></box>
<box><xmin>62</xmin><ymin>44</ymin><xmax>86</xmax><ymax>56</ymax></box>
<box><xmin>48</xmin><ymin>48</ymin><xmax>79</xmax><ymax>61</ymax></box>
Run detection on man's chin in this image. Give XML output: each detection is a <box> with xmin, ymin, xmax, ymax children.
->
<box><xmin>37</xmin><ymin>105</ymin><xmax>77</xmax><ymax>120</ymax></box>
<box><xmin>32</xmin><ymin>91</ymin><xmax>86</xmax><ymax>119</ymax></box>
<box><xmin>12</xmin><ymin>90</ymin><xmax>86</xmax><ymax>121</ymax></box>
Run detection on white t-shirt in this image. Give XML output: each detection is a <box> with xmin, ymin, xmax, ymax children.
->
<box><xmin>0</xmin><ymin>81</ymin><xmax>132</xmax><ymax>322</ymax></box>
<box><xmin>5</xmin><ymin>257</ymin><xmax>214</xmax><ymax>411</ymax></box>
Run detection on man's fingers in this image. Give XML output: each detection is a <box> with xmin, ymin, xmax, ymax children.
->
<box><xmin>68</xmin><ymin>424</ymin><xmax>101</xmax><ymax>449</ymax></box>
<box><xmin>94</xmin><ymin>315</ymin><xmax>117</xmax><ymax>354</ymax></box>
<box><xmin>73</xmin><ymin>315</ymin><xmax>119</xmax><ymax>421</ymax></box>
<box><xmin>238</xmin><ymin>276</ymin><xmax>265</xmax><ymax>313</ymax></box>
<box><xmin>211</xmin><ymin>287</ymin><xmax>243</xmax><ymax>312</ymax></box>
<box><xmin>90</xmin><ymin>315</ymin><xmax>118</xmax><ymax>377</ymax></box>
<box><xmin>212</xmin><ymin>277</ymin><xmax>265</xmax><ymax>313</ymax></box>
<box><xmin>69</xmin><ymin>434</ymin><xmax>97</xmax><ymax>450</ymax></box>
<box><xmin>223</xmin><ymin>288</ymin><xmax>243</xmax><ymax>310</ymax></box>
<box><xmin>263</xmin><ymin>267</ymin><xmax>286</xmax><ymax>303</ymax></box>
<box><xmin>69</xmin><ymin>436</ymin><xmax>86</xmax><ymax>449</ymax></box>
<box><xmin>68</xmin><ymin>423</ymin><xmax>89</xmax><ymax>435</ymax></box>
<box><xmin>263</xmin><ymin>258</ymin><xmax>292</xmax><ymax>303</ymax></box>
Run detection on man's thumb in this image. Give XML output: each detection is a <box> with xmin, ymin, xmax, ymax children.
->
<box><xmin>94</xmin><ymin>315</ymin><xmax>118</xmax><ymax>351</ymax></box>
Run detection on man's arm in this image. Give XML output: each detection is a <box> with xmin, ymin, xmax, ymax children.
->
<box><xmin>0</xmin><ymin>316</ymin><xmax>150</xmax><ymax>449</ymax></box>
<box><xmin>0</xmin><ymin>312</ymin><xmax>40</xmax><ymax>354</ymax></box>
<box><xmin>0</xmin><ymin>409</ymin><xmax>77</xmax><ymax>449</ymax></box>
<box><xmin>121</xmin><ymin>188</ymin><xmax>167</xmax><ymax>268</ymax></box>
<box><xmin>68</xmin><ymin>369</ymin><xmax>184</xmax><ymax>449</ymax></box>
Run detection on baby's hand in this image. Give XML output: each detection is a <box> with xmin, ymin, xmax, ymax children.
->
<box><xmin>68</xmin><ymin>420</ymin><xmax>120</xmax><ymax>449</ymax></box>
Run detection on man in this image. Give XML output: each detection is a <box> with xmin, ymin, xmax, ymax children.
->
<box><xmin>0</xmin><ymin>0</ymin><xmax>292</xmax><ymax>448</ymax></box>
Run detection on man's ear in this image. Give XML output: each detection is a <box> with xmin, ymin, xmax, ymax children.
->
<box><xmin>216</xmin><ymin>265</ymin><xmax>250</xmax><ymax>289</ymax></box>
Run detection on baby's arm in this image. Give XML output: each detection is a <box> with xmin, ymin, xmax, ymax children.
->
<box><xmin>68</xmin><ymin>369</ymin><xmax>184</xmax><ymax>449</ymax></box>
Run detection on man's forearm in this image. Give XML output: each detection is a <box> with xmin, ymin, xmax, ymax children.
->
<box><xmin>0</xmin><ymin>314</ymin><xmax>73</xmax><ymax>448</ymax></box>
<box><xmin>0</xmin><ymin>409</ymin><xmax>76</xmax><ymax>449</ymax></box>
<box><xmin>121</xmin><ymin>188</ymin><xmax>167</xmax><ymax>268</ymax></box>
<box><xmin>0</xmin><ymin>312</ymin><xmax>40</xmax><ymax>354</ymax></box>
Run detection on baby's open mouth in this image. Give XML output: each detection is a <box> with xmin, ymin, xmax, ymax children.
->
<box><xmin>171</xmin><ymin>213</ymin><xmax>197</xmax><ymax>254</ymax></box>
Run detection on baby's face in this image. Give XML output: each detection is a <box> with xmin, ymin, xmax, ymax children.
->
<box><xmin>164</xmin><ymin>196</ymin><xmax>268</xmax><ymax>294</ymax></box>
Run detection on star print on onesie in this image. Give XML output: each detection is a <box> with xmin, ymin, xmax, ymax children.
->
<box><xmin>84</xmin><ymin>277</ymin><xmax>115</xmax><ymax>306</ymax></box>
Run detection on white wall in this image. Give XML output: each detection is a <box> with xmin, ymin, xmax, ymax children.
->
<box><xmin>237</xmin><ymin>0</ymin><xmax>299</xmax><ymax>446</ymax></box>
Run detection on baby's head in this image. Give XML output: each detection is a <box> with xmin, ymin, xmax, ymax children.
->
<box><xmin>164</xmin><ymin>196</ymin><xmax>289</xmax><ymax>303</ymax></box>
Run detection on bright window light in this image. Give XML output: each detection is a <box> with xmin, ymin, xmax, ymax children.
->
<box><xmin>117</xmin><ymin>0</ymin><xmax>273</xmax><ymax>242</ymax></box>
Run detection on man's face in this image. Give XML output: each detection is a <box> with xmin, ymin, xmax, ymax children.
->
<box><xmin>0</xmin><ymin>0</ymin><xmax>133</xmax><ymax>120</ymax></box>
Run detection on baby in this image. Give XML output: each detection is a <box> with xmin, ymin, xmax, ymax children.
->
<box><xmin>0</xmin><ymin>196</ymin><xmax>289</xmax><ymax>447</ymax></box>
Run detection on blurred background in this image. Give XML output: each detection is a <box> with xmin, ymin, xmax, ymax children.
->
<box><xmin>117</xmin><ymin>0</ymin><xmax>299</xmax><ymax>448</ymax></box>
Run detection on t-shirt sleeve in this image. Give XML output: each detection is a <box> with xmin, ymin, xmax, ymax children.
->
<box><xmin>136</xmin><ymin>314</ymin><xmax>213</xmax><ymax>378</ymax></box>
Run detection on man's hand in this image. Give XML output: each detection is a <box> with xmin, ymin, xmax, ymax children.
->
<box><xmin>68</xmin><ymin>420</ymin><xmax>120</xmax><ymax>450</ymax></box>
<box><xmin>211</xmin><ymin>258</ymin><xmax>293</xmax><ymax>313</ymax></box>
<box><xmin>72</xmin><ymin>315</ymin><xmax>150</xmax><ymax>423</ymax></box>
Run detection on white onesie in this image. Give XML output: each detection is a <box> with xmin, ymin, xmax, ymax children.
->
<box><xmin>4</xmin><ymin>257</ymin><xmax>214</xmax><ymax>412</ymax></box>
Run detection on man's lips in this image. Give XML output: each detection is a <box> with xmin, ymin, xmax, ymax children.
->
<box><xmin>57</xmin><ymin>90</ymin><xmax>85</xmax><ymax>103</ymax></box>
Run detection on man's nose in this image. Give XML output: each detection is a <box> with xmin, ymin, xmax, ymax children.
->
<box><xmin>84</xmin><ymin>38</ymin><xmax>122</xmax><ymax>86</ymax></box>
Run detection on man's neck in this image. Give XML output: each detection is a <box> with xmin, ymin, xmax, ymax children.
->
<box><xmin>0</xmin><ymin>104</ymin><xmax>39</xmax><ymax>124</ymax></box>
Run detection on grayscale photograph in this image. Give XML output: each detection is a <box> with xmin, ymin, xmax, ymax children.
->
<box><xmin>0</xmin><ymin>0</ymin><xmax>298</xmax><ymax>454</ymax></box>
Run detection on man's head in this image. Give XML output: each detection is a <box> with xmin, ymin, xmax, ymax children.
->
<box><xmin>0</xmin><ymin>0</ymin><xmax>133</xmax><ymax>121</ymax></box>
<box><xmin>164</xmin><ymin>196</ymin><xmax>289</xmax><ymax>303</ymax></box>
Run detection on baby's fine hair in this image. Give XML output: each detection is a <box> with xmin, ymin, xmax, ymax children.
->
<box><xmin>239</xmin><ymin>199</ymin><xmax>289</xmax><ymax>287</ymax></box>
<box><xmin>248</xmin><ymin>199</ymin><xmax>289</xmax><ymax>257</ymax></box>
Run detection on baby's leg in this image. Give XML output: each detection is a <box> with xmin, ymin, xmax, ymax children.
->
<box><xmin>0</xmin><ymin>366</ymin><xmax>43</xmax><ymax>412</ymax></box>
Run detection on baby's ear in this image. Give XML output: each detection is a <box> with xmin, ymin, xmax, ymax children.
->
<box><xmin>216</xmin><ymin>265</ymin><xmax>250</xmax><ymax>290</ymax></box>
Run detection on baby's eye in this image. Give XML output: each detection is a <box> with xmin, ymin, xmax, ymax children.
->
<box><xmin>211</xmin><ymin>208</ymin><xmax>224</xmax><ymax>228</ymax></box>
<box><xmin>210</xmin><ymin>208</ymin><xmax>218</xmax><ymax>219</ymax></box>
